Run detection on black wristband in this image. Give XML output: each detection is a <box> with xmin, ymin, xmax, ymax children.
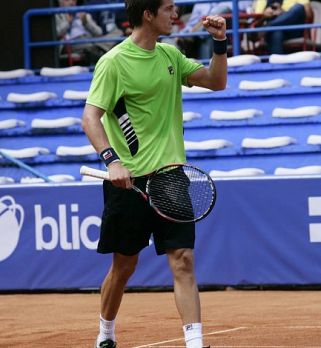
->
<box><xmin>100</xmin><ymin>147</ymin><xmax>120</xmax><ymax>167</ymax></box>
<box><xmin>213</xmin><ymin>38</ymin><xmax>227</xmax><ymax>55</ymax></box>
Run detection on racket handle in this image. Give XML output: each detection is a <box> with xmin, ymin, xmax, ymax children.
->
<box><xmin>80</xmin><ymin>165</ymin><xmax>110</xmax><ymax>180</ymax></box>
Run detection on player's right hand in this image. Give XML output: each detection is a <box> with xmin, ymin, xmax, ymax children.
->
<box><xmin>203</xmin><ymin>15</ymin><xmax>226</xmax><ymax>40</ymax></box>
<box><xmin>107</xmin><ymin>161</ymin><xmax>133</xmax><ymax>189</ymax></box>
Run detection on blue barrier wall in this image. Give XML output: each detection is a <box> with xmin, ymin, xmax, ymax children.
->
<box><xmin>1</xmin><ymin>176</ymin><xmax>321</xmax><ymax>291</ymax></box>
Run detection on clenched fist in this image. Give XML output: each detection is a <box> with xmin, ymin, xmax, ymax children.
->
<box><xmin>203</xmin><ymin>15</ymin><xmax>226</xmax><ymax>40</ymax></box>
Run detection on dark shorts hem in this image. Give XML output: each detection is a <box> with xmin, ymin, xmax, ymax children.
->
<box><xmin>97</xmin><ymin>241</ymin><xmax>150</xmax><ymax>256</ymax></box>
<box><xmin>155</xmin><ymin>239</ymin><xmax>195</xmax><ymax>255</ymax></box>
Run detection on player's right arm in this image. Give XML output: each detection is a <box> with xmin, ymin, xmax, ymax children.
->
<box><xmin>82</xmin><ymin>103</ymin><xmax>132</xmax><ymax>189</ymax></box>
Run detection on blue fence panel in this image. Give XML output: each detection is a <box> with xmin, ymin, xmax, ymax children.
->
<box><xmin>22</xmin><ymin>0</ymin><xmax>321</xmax><ymax>68</ymax></box>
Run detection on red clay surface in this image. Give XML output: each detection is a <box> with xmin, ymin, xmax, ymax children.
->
<box><xmin>1</xmin><ymin>290</ymin><xmax>321</xmax><ymax>347</ymax></box>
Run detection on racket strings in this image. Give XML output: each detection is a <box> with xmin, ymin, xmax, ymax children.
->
<box><xmin>187</xmin><ymin>169</ymin><xmax>215</xmax><ymax>217</ymax></box>
<box><xmin>149</xmin><ymin>182</ymin><xmax>195</xmax><ymax>219</ymax></box>
<box><xmin>148</xmin><ymin>165</ymin><xmax>216</xmax><ymax>222</ymax></box>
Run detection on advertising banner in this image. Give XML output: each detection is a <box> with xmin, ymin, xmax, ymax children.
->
<box><xmin>1</xmin><ymin>177</ymin><xmax>321</xmax><ymax>290</ymax></box>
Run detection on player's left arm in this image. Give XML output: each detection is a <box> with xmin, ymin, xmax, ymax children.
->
<box><xmin>187</xmin><ymin>15</ymin><xmax>227</xmax><ymax>91</ymax></box>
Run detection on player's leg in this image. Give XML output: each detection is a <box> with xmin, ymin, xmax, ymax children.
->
<box><xmin>95</xmin><ymin>179</ymin><xmax>152</xmax><ymax>347</ymax></box>
<box><xmin>95</xmin><ymin>252</ymin><xmax>139</xmax><ymax>347</ymax></box>
<box><xmin>152</xmin><ymin>215</ymin><xmax>202</xmax><ymax>347</ymax></box>
<box><xmin>167</xmin><ymin>248</ymin><xmax>204</xmax><ymax>348</ymax></box>
<box><xmin>167</xmin><ymin>248</ymin><xmax>200</xmax><ymax>323</ymax></box>
<box><xmin>101</xmin><ymin>252</ymin><xmax>139</xmax><ymax>319</ymax></box>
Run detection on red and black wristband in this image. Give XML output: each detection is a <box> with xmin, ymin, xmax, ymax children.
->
<box><xmin>100</xmin><ymin>147</ymin><xmax>120</xmax><ymax>167</ymax></box>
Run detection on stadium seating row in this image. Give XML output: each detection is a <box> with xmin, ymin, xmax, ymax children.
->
<box><xmin>1</xmin><ymin>74</ymin><xmax>321</xmax><ymax>103</ymax></box>
<box><xmin>1</xmin><ymin>133</ymin><xmax>321</xmax><ymax>158</ymax></box>
<box><xmin>2</xmin><ymin>163</ymin><xmax>321</xmax><ymax>184</ymax></box>
<box><xmin>1</xmin><ymin>104</ymin><xmax>321</xmax><ymax>135</ymax></box>
<box><xmin>0</xmin><ymin>52</ymin><xmax>321</xmax><ymax>183</ymax></box>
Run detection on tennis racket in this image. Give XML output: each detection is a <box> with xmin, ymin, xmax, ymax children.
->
<box><xmin>80</xmin><ymin>163</ymin><xmax>216</xmax><ymax>223</ymax></box>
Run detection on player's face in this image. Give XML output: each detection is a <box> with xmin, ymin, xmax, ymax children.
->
<box><xmin>153</xmin><ymin>0</ymin><xmax>178</xmax><ymax>35</ymax></box>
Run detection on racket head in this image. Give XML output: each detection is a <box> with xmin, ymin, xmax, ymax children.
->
<box><xmin>146</xmin><ymin>163</ymin><xmax>216</xmax><ymax>223</ymax></box>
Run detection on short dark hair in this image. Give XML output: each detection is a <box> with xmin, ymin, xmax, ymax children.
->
<box><xmin>125</xmin><ymin>0</ymin><xmax>163</xmax><ymax>27</ymax></box>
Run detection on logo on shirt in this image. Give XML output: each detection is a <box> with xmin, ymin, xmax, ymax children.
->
<box><xmin>168</xmin><ymin>66</ymin><xmax>174</xmax><ymax>75</ymax></box>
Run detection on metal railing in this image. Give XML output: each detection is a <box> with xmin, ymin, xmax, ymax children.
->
<box><xmin>23</xmin><ymin>0</ymin><xmax>321</xmax><ymax>68</ymax></box>
<box><xmin>0</xmin><ymin>151</ymin><xmax>53</xmax><ymax>182</ymax></box>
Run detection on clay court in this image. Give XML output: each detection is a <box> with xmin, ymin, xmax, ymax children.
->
<box><xmin>1</xmin><ymin>289</ymin><xmax>321</xmax><ymax>347</ymax></box>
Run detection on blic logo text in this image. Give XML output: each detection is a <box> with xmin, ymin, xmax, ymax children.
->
<box><xmin>35</xmin><ymin>204</ymin><xmax>100</xmax><ymax>250</ymax></box>
<box><xmin>0</xmin><ymin>196</ymin><xmax>24</xmax><ymax>261</ymax></box>
<box><xmin>308</xmin><ymin>197</ymin><xmax>321</xmax><ymax>243</ymax></box>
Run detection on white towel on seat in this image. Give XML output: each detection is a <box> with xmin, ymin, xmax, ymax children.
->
<box><xmin>7</xmin><ymin>91</ymin><xmax>57</xmax><ymax>103</ymax></box>
<box><xmin>210</xmin><ymin>168</ymin><xmax>265</xmax><ymax>177</ymax></box>
<box><xmin>300</xmin><ymin>77</ymin><xmax>321</xmax><ymax>87</ymax></box>
<box><xmin>0</xmin><ymin>177</ymin><xmax>15</xmax><ymax>184</ymax></box>
<box><xmin>269</xmin><ymin>51</ymin><xmax>321</xmax><ymax>64</ymax></box>
<box><xmin>40</xmin><ymin>66</ymin><xmax>89</xmax><ymax>77</ymax></box>
<box><xmin>239</xmin><ymin>79</ymin><xmax>289</xmax><ymax>90</ymax></box>
<box><xmin>21</xmin><ymin>174</ymin><xmax>76</xmax><ymax>184</ymax></box>
<box><xmin>183</xmin><ymin>112</ymin><xmax>202</xmax><ymax>122</ymax></box>
<box><xmin>0</xmin><ymin>119</ymin><xmax>25</xmax><ymax>129</ymax></box>
<box><xmin>307</xmin><ymin>134</ymin><xmax>321</xmax><ymax>145</ymax></box>
<box><xmin>0</xmin><ymin>147</ymin><xmax>50</xmax><ymax>158</ymax></box>
<box><xmin>63</xmin><ymin>90</ymin><xmax>89</xmax><ymax>100</ymax></box>
<box><xmin>242</xmin><ymin>136</ymin><xmax>296</xmax><ymax>148</ymax></box>
<box><xmin>227</xmin><ymin>54</ymin><xmax>261</xmax><ymax>67</ymax></box>
<box><xmin>182</xmin><ymin>85</ymin><xmax>211</xmax><ymax>93</ymax></box>
<box><xmin>56</xmin><ymin>145</ymin><xmax>95</xmax><ymax>156</ymax></box>
<box><xmin>272</xmin><ymin>106</ymin><xmax>321</xmax><ymax>118</ymax></box>
<box><xmin>210</xmin><ymin>109</ymin><xmax>263</xmax><ymax>120</ymax></box>
<box><xmin>274</xmin><ymin>165</ymin><xmax>321</xmax><ymax>175</ymax></box>
<box><xmin>0</xmin><ymin>69</ymin><xmax>34</xmax><ymax>79</ymax></box>
<box><xmin>31</xmin><ymin>117</ymin><xmax>82</xmax><ymax>129</ymax></box>
<box><xmin>184</xmin><ymin>139</ymin><xmax>232</xmax><ymax>150</ymax></box>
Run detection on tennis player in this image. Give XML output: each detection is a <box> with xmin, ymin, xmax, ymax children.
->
<box><xmin>82</xmin><ymin>0</ymin><xmax>227</xmax><ymax>346</ymax></box>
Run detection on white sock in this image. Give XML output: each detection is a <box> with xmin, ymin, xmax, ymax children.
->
<box><xmin>97</xmin><ymin>314</ymin><xmax>116</xmax><ymax>344</ymax></box>
<box><xmin>183</xmin><ymin>323</ymin><xmax>203</xmax><ymax>348</ymax></box>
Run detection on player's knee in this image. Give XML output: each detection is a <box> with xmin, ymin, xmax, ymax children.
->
<box><xmin>119</xmin><ymin>265</ymin><xmax>136</xmax><ymax>282</ymax></box>
<box><xmin>112</xmin><ymin>256</ymin><xmax>138</xmax><ymax>281</ymax></box>
<box><xmin>169</xmin><ymin>249</ymin><xmax>194</xmax><ymax>279</ymax></box>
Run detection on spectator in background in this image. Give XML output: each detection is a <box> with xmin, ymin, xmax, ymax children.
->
<box><xmin>253</xmin><ymin>0</ymin><xmax>313</xmax><ymax>54</ymax></box>
<box><xmin>55</xmin><ymin>0</ymin><xmax>115</xmax><ymax>65</ymax></box>
<box><xmin>177</xmin><ymin>1</ymin><xmax>253</xmax><ymax>59</ymax></box>
<box><xmin>84</xmin><ymin>0</ymin><xmax>132</xmax><ymax>36</ymax></box>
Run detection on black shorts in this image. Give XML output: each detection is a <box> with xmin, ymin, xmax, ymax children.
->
<box><xmin>97</xmin><ymin>177</ymin><xmax>195</xmax><ymax>256</ymax></box>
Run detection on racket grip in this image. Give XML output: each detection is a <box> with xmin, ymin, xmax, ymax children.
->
<box><xmin>80</xmin><ymin>165</ymin><xmax>110</xmax><ymax>180</ymax></box>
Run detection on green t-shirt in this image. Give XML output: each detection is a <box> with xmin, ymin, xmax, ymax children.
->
<box><xmin>86</xmin><ymin>37</ymin><xmax>203</xmax><ymax>176</ymax></box>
